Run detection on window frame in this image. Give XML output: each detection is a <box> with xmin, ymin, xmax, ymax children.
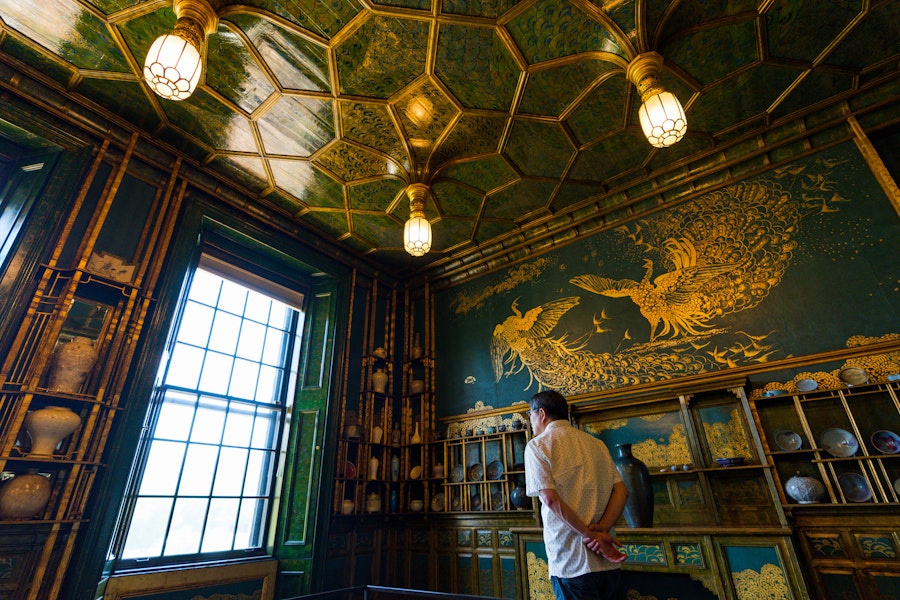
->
<box><xmin>108</xmin><ymin>253</ymin><xmax>306</xmax><ymax>571</ymax></box>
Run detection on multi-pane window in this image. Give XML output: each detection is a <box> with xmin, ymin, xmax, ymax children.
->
<box><xmin>116</xmin><ymin>265</ymin><xmax>301</xmax><ymax>564</ymax></box>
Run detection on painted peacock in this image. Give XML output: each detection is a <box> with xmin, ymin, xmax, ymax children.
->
<box><xmin>571</xmin><ymin>180</ymin><xmax>802</xmax><ymax>341</ymax></box>
<box><xmin>490</xmin><ymin>297</ymin><xmax>711</xmax><ymax>393</ymax></box>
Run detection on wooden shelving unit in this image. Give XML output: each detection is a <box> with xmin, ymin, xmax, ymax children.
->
<box><xmin>0</xmin><ymin>138</ymin><xmax>184</xmax><ymax>600</ymax></box>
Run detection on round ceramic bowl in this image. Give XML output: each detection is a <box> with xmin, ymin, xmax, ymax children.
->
<box><xmin>796</xmin><ymin>379</ymin><xmax>818</xmax><ymax>392</ymax></box>
<box><xmin>763</xmin><ymin>389</ymin><xmax>787</xmax><ymax>397</ymax></box>
<box><xmin>837</xmin><ymin>472</ymin><xmax>872</xmax><ymax>502</ymax></box>
<box><xmin>871</xmin><ymin>430</ymin><xmax>900</xmax><ymax>454</ymax></box>
<box><xmin>820</xmin><ymin>428</ymin><xmax>859</xmax><ymax>458</ymax></box>
<box><xmin>839</xmin><ymin>367</ymin><xmax>868</xmax><ymax>386</ymax></box>
<box><xmin>775</xmin><ymin>430</ymin><xmax>802</xmax><ymax>451</ymax></box>
<box><xmin>486</xmin><ymin>460</ymin><xmax>504</xmax><ymax>480</ymax></box>
<box><xmin>409</xmin><ymin>500</ymin><xmax>424</xmax><ymax>512</ymax></box>
<box><xmin>467</xmin><ymin>463</ymin><xmax>484</xmax><ymax>481</ymax></box>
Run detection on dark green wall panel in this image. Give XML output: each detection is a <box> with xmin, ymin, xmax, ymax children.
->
<box><xmin>434</xmin><ymin>141</ymin><xmax>900</xmax><ymax>415</ymax></box>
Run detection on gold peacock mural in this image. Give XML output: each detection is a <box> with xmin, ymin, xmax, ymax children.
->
<box><xmin>488</xmin><ymin>154</ymin><xmax>893</xmax><ymax>395</ymax></box>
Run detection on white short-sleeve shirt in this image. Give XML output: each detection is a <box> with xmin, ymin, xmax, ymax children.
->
<box><xmin>524</xmin><ymin>419</ymin><xmax>622</xmax><ymax>578</ymax></box>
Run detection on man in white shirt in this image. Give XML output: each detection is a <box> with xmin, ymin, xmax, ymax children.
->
<box><xmin>524</xmin><ymin>390</ymin><xmax>629</xmax><ymax>600</ymax></box>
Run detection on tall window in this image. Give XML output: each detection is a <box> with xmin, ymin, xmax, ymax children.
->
<box><xmin>113</xmin><ymin>260</ymin><xmax>303</xmax><ymax>566</ymax></box>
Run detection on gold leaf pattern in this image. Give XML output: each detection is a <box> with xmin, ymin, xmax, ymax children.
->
<box><xmin>526</xmin><ymin>552</ymin><xmax>555</xmax><ymax>600</ymax></box>
<box><xmin>633</xmin><ymin>424</ymin><xmax>692</xmax><ymax>466</ymax></box>
<box><xmin>732</xmin><ymin>563</ymin><xmax>791</xmax><ymax>600</ymax></box>
<box><xmin>752</xmin><ymin>335</ymin><xmax>900</xmax><ymax>398</ymax></box>
<box><xmin>702</xmin><ymin>409</ymin><xmax>750</xmax><ymax>459</ymax></box>
<box><xmin>453</xmin><ymin>258</ymin><xmax>554</xmax><ymax>314</ymax></box>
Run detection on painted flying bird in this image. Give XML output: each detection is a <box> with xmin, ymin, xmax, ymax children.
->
<box><xmin>571</xmin><ymin>179</ymin><xmax>805</xmax><ymax>341</ymax></box>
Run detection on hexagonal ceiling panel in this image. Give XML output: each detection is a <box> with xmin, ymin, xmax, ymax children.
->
<box><xmin>0</xmin><ymin>0</ymin><xmax>897</xmax><ymax>277</ymax></box>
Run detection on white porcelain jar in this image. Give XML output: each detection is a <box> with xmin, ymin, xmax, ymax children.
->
<box><xmin>48</xmin><ymin>336</ymin><xmax>98</xmax><ymax>393</ymax></box>
<box><xmin>23</xmin><ymin>406</ymin><xmax>81</xmax><ymax>457</ymax></box>
<box><xmin>785</xmin><ymin>472</ymin><xmax>826</xmax><ymax>504</ymax></box>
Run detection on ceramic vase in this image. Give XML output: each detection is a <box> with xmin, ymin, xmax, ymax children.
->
<box><xmin>23</xmin><ymin>406</ymin><xmax>81</xmax><ymax>457</ymax></box>
<box><xmin>433</xmin><ymin>463</ymin><xmax>444</xmax><ymax>478</ymax></box>
<box><xmin>368</xmin><ymin>456</ymin><xmax>380</xmax><ymax>480</ymax></box>
<box><xmin>48</xmin><ymin>336</ymin><xmax>98</xmax><ymax>394</ymax></box>
<box><xmin>785</xmin><ymin>472</ymin><xmax>826</xmax><ymax>504</ymax></box>
<box><xmin>411</xmin><ymin>333</ymin><xmax>423</xmax><ymax>359</ymax></box>
<box><xmin>510</xmin><ymin>482</ymin><xmax>530</xmax><ymax>509</ymax></box>
<box><xmin>372</xmin><ymin>368</ymin><xmax>388</xmax><ymax>393</ymax></box>
<box><xmin>410</xmin><ymin>422</ymin><xmax>422</xmax><ymax>444</ymax></box>
<box><xmin>341</xmin><ymin>499</ymin><xmax>355</xmax><ymax>515</ymax></box>
<box><xmin>0</xmin><ymin>471</ymin><xmax>52</xmax><ymax>520</ymax></box>
<box><xmin>366</xmin><ymin>492</ymin><xmax>381</xmax><ymax>513</ymax></box>
<box><xmin>371</xmin><ymin>424</ymin><xmax>383</xmax><ymax>444</ymax></box>
<box><xmin>389</xmin><ymin>489</ymin><xmax>399</xmax><ymax>513</ymax></box>
<box><xmin>390</xmin><ymin>455</ymin><xmax>400</xmax><ymax>482</ymax></box>
<box><xmin>410</xmin><ymin>379</ymin><xmax>424</xmax><ymax>394</ymax></box>
<box><xmin>613</xmin><ymin>443</ymin><xmax>654</xmax><ymax>528</ymax></box>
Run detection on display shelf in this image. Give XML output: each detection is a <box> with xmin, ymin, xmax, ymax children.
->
<box><xmin>750</xmin><ymin>379</ymin><xmax>900</xmax><ymax>508</ymax></box>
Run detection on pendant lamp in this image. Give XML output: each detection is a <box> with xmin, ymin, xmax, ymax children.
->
<box><xmin>403</xmin><ymin>184</ymin><xmax>432</xmax><ymax>257</ymax></box>
<box><xmin>626</xmin><ymin>52</ymin><xmax>687</xmax><ymax>148</ymax></box>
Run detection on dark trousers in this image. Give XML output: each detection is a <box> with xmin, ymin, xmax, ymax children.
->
<box><xmin>551</xmin><ymin>569</ymin><xmax>621</xmax><ymax>600</ymax></box>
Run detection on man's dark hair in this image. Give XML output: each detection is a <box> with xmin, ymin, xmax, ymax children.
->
<box><xmin>529</xmin><ymin>390</ymin><xmax>569</xmax><ymax>421</ymax></box>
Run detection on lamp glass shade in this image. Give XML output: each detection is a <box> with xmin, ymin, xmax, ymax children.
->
<box><xmin>404</xmin><ymin>216</ymin><xmax>432</xmax><ymax>257</ymax></box>
<box><xmin>143</xmin><ymin>34</ymin><xmax>202</xmax><ymax>101</ymax></box>
<box><xmin>638</xmin><ymin>91</ymin><xmax>687</xmax><ymax>148</ymax></box>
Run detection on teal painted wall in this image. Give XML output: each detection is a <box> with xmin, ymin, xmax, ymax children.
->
<box><xmin>434</xmin><ymin>141</ymin><xmax>900</xmax><ymax>416</ymax></box>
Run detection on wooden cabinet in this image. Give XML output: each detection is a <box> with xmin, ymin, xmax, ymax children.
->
<box><xmin>748</xmin><ymin>379</ymin><xmax>900</xmax><ymax>598</ymax></box>
<box><xmin>749</xmin><ymin>380</ymin><xmax>900</xmax><ymax>507</ymax></box>
<box><xmin>574</xmin><ymin>383</ymin><xmax>786</xmax><ymax>530</ymax></box>
<box><xmin>0</xmin><ymin>138</ymin><xmax>184</xmax><ymax>599</ymax></box>
<box><xmin>432</xmin><ymin>423</ymin><xmax>530</xmax><ymax>514</ymax></box>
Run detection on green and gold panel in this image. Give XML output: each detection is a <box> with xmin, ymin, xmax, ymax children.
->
<box><xmin>708</xmin><ymin>473</ymin><xmax>780</xmax><ymax>526</ymax></box>
<box><xmin>854</xmin><ymin>534</ymin><xmax>897</xmax><ymax>559</ymax></box>
<box><xmin>457</xmin><ymin>529</ymin><xmax>471</xmax><ymax>547</ymax></box>
<box><xmin>674</xmin><ymin>543</ymin><xmax>705</xmax><ymax>567</ymax></box>
<box><xmin>523</xmin><ymin>540</ymin><xmax>553</xmax><ymax>600</ymax></box>
<box><xmin>675</xmin><ymin>479</ymin><xmax>705</xmax><ymax>506</ymax></box>
<box><xmin>477</xmin><ymin>530</ymin><xmax>493</xmax><ymax>548</ymax></box>
<box><xmin>498</xmin><ymin>530</ymin><xmax>514</xmax><ymax>548</ymax></box>
<box><xmin>456</xmin><ymin>554</ymin><xmax>473</xmax><ymax>595</ymax></box>
<box><xmin>436</xmin><ymin>553</ymin><xmax>453</xmax><ymax>593</ymax></box>
<box><xmin>620</xmin><ymin>542</ymin><xmax>667</xmax><ymax>565</ymax></box>
<box><xmin>434</xmin><ymin>141</ymin><xmax>900</xmax><ymax>416</ymax></box>
<box><xmin>499</xmin><ymin>554</ymin><xmax>518</xmax><ymax>600</ymax></box>
<box><xmin>478</xmin><ymin>555</ymin><xmax>493</xmax><ymax>596</ymax></box>
<box><xmin>722</xmin><ymin>544</ymin><xmax>792</xmax><ymax>600</ymax></box>
<box><xmin>805</xmin><ymin>533</ymin><xmax>847</xmax><ymax>559</ymax></box>
<box><xmin>583</xmin><ymin>410</ymin><xmax>690</xmax><ymax>469</ymax></box>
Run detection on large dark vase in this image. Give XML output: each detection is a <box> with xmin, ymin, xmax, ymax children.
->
<box><xmin>613</xmin><ymin>443</ymin><xmax>653</xmax><ymax>528</ymax></box>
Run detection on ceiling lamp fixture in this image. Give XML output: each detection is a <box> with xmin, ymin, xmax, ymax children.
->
<box><xmin>143</xmin><ymin>0</ymin><xmax>218</xmax><ymax>101</ymax></box>
<box><xmin>626</xmin><ymin>52</ymin><xmax>687</xmax><ymax>148</ymax></box>
<box><xmin>403</xmin><ymin>183</ymin><xmax>432</xmax><ymax>257</ymax></box>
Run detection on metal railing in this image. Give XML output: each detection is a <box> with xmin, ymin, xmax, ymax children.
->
<box><xmin>284</xmin><ymin>585</ymin><xmax>503</xmax><ymax>600</ymax></box>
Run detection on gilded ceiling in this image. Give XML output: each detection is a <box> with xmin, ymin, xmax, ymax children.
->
<box><xmin>0</xmin><ymin>0</ymin><xmax>898</xmax><ymax>277</ymax></box>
